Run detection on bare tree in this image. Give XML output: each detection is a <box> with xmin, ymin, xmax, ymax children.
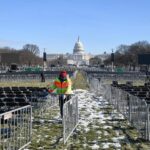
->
<box><xmin>48</xmin><ymin>55</ymin><xmax>67</xmax><ymax>67</ymax></box>
<box><xmin>104</xmin><ymin>41</ymin><xmax>150</xmax><ymax>69</ymax></box>
<box><xmin>19</xmin><ymin>50</ymin><xmax>42</xmax><ymax>66</ymax></box>
<box><xmin>23</xmin><ymin>44</ymin><xmax>40</xmax><ymax>56</ymax></box>
<box><xmin>89</xmin><ymin>57</ymin><xmax>102</xmax><ymax>66</ymax></box>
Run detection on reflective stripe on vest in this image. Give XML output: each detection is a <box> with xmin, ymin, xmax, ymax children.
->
<box><xmin>54</xmin><ymin>81</ymin><xmax>69</xmax><ymax>88</ymax></box>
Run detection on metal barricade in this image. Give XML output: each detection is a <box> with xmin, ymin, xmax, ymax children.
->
<box><xmin>119</xmin><ymin>90</ymin><xmax>129</xmax><ymax>119</ymax></box>
<box><xmin>0</xmin><ymin>105</ymin><xmax>32</xmax><ymax>150</ymax></box>
<box><xmin>31</xmin><ymin>92</ymin><xmax>59</xmax><ymax>120</ymax></box>
<box><xmin>63</xmin><ymin>96</ymin><xmax>79</xmax><ymax>144</ymax></box>
<box><xmin>88</xmin><ymin>75</ymin><xmax>150</xmax><ymax>140</ymax></box>
<box><xmin>102</xmin><ymin>84</ymin><xmax>111</xmax><ymax>101</ymax></box>
<box><xmin>88</xmin><ymin>77</ymin><xmax>102</xmax><ymax>95</ymax></box>
<box><xmin>129</xmin><ymin>95</ymin><xmax>147</xmax><ymax>139</ymax></box>
<box><xmin>86</xmin><ymin>72</ymin><xmax>145</xmax><ymax>85</ymax></box>
<box><xmin>46</xmin><ymin>94</ymin><xmax>59</xmax><ymax>108</ymax></box>
<box><xmin>106</xmin><ymin>85</ymin><xmax>150</xmax><ymax>140</ymax></box>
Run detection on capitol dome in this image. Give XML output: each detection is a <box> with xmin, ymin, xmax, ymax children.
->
<box><xmin>73</xmin><ymin>37</ymin><xmax>85</xmax><ymax>54</ymax></box>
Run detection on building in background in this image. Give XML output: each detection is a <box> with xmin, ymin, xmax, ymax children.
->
<box><xmin>47</xmin><ymin>37</ymin><xmax>93</xmax><ymax>66</ymax></box>
<box><xmin>95</xmin><ymin>52</ymin><xmax>109</xmax><ymax>63</ymax></box>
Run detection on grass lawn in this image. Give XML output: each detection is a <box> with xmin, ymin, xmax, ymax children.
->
<box><xmin>1</xmin><ymin>72</ymin><xmax>150</xmax><ymax>150</ymax></box>
<box><xmin>0</xmin><ymin>81</ymin><xmax>51</xmax><ymax>87</ymax></box>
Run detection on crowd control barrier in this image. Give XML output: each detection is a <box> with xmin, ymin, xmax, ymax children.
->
<box><xmin>0</xmin><ymin>105</ymin><xmax>32</xmax><ymax>150</ymax></box>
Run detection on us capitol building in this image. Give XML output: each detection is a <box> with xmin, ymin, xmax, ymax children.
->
<box><xmin>47</xmin><ymin>37</ymin><xmax>93</xmax><ymax>66</ymax></box>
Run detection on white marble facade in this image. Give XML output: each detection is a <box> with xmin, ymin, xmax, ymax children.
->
<box><xmin>47</xmin><ymin>37</ymin><xmax>93</xmax><ymax>66</ymax></box>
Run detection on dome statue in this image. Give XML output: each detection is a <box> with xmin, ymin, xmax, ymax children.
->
<box><xmin>73</xmin><ymin>37</ymin><xmax>85</xmax><ymax>54</ymax></box>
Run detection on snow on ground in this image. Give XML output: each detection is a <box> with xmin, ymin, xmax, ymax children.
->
<box><xmin>28</xmin><ymin>89</ymin><xmax>150</xmax><ymax>149</ymax></box>
<box><xmin>74</xmin><ymin>89</ymin><xmax>125</xmax><ymax>149</ymax></box>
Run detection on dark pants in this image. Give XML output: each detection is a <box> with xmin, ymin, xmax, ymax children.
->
<box><xmin>59</xmin><ymin>95</ymin><xmax>71</xmax><ymax>118</ymax></box>
<box><xmin>41</xmin><ymin>77</ymin><xmax>45</xmax><ymax>82</ymax></box>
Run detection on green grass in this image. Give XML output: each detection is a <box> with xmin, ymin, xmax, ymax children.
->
<box><xmin>0</xmin><ymin>71</ymin><xmax>89</xmax><ymax>90</ymax></box>
<box><xmin>71</xmin><ymin>71</ymin><xmax>89</xmax><ymax>90</ymax></box>
<box><xmin>1</xmin><ymin>74</ymin><xmax>150</xmax><ymax>149</ymax></box>
<box><xmin>0</xmin><ymin>81</ymin><xmax>50</xmax><ymax>87</ymax></box>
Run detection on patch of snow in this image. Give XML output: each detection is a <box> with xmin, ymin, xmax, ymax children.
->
<box><xmin>90</xmin><ymin>144</ymin><xmax>100</xmax><ymax>150</ymax></box>
<box><xmin>112</xmin><ymin>136</ymin><xmax>125</xmax><ymax>142</ymax></box>
<box><xmin>39</xmin><ymin>119</ymin><xmax>44</xmax><ymax>124</ymax></box>
<box><xmin>36</xmin><ymin>139</ymin><xmax>40</xmax><ymax>143</ymax></box>
<box><xmin>96</xmin><ymin>131</ymin><xmax>101</xmax><ymax>134</ymax></box>
<box><xmin>93</xmin><ymin>125</ymin><xmax>100</xmax><ymax>129</ymax></box>
<box><xmin>84</xmin><ymin>127</ymin><xmax>90</xmax><ymax>132</ymax></box>
<box><xmin>79</xmin><ymin>120</ymin><xmax>89</xmax><ymax>127</ymax></box>
<box><xmin>104</xmin><ymin>131</ymin><xmax>109</xmax><ymax>136</ymax></box>
<box><xmin>102</xmin><ymin>142</ymin><xmax>121</xmax><ymax>149</ymax></box>
<box><xmin>113</xmin><ymin>142</ymin><xmax>121</xmax><ymax>148</ymax></box>
<box><xmin>118</xmin><ymin>114</ymin><xmax>125</xmax><ymax>119</ymax></box>
<box><xmin>115</xmin><ymin>130</ymin><xmax>120</xmax><ymax>136</ymax></box>
<box><xmin>70</xmin><ymin>89</ymin><xmax>134</xmax><ymax>149</ymax></box>
<box><xmin>45</xmin><ymin>135</ymin><xmax>48</xmax><ymax>138</ymax></box>
<box><xmin>102</xmin><ymin>143</ymin><xmax>109</xmax><ymax>149</ymax></box>
<box><xmin>103</xmin><ymin>126</ymin><xmax>113</xmax><ymax>129</ymax></box>
<box><xmin>74</xmin><ymin>89</ymin><xmax>87</xmax><ymax>93</ymax></box>
<box><xmin>83</xmin><ymin>143</ymin><xmax>87</xmax><ymax>147</ymax></box>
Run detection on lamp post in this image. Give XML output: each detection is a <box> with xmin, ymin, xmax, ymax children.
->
<box><xmin>111</xmin><ymin>49</ymin><xmax>114</xmax><ymax>72</ymax></box>
<box><xmin>43</xmin><ymin>48</ymin><xmax>47</xmax><ymax>71</ymax></box>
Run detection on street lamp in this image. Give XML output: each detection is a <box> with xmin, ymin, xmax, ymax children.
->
<box><xmin>111</xmin><ymin>49</ymin><xmax>114</xmax><ymax>72</ymax></box>
<box><xmin>43</xmin><ymin>48</ymin><xmax>47</xmax><ymax>71</ymax></box>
